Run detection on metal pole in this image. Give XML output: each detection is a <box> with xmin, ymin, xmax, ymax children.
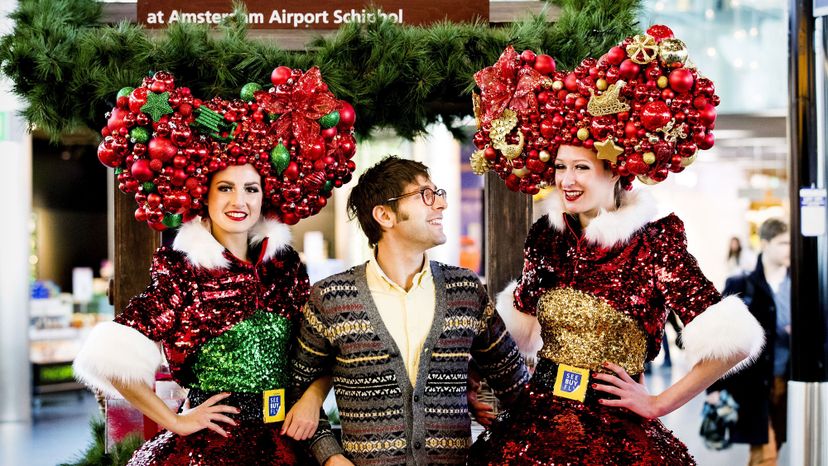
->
<box><xmin>0</xmin><ymin>93</ymin><xmax>32</xmax><ymax>422</ymax></box>
<box><xmin>788</xmin><ymin>1</ymin><xmax>828</xmax><ymax>464</ymax></box>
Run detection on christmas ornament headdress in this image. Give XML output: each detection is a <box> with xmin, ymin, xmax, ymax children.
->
<box><xmin>471</xmin><ymin>25</ymin><xmax>719</xmax><ymax>194</ymax></box>
<box><xmin>98</xmin><ymin>67</ymin><xmax>357</xmax><ymax>230</ymax></box>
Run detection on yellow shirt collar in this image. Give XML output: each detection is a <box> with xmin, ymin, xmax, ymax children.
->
<box><xmin>368</xmin><ymin>251</ymin><xmax>432</xmax><ymax>292</ymax></box>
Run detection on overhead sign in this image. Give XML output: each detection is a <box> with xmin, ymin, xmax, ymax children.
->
<box><xmin>137</xmin><ymin>0</ymin><xmax>489</xmax><ymax>29</ymax></box>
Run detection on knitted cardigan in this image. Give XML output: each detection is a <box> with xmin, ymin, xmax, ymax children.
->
<box><xmin>291</xmin><ymin>262</ymin><xmax>529</xmax><ymax>465</ymax></box>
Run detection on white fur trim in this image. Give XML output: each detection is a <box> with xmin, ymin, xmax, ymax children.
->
<box><xmin>73</xmin><ymin>322</ymin><xmax>162</xmax><ymax>397</ymax></box>
<box><xmin>495</xmin><ymin>280</ymin><xmax>543</xmax><ymax>357</ymax></box>
<box><xmin>680</xmin><ymin>295</ymin><xmax>765</xmax><ymax>374</ymax></box>
<box><xmin>249</xmin><ymin>218</ymin><xmax>292</xmax><ymax>262</ymax></box>
<box><xmin>542</xmin><ymin>189</ymin><xmax>659</xmax><ymax>248</ymax></box>
<box><xmin>173</xmin><ymin>218</ymin><xmax>229</xmax><ymax>269</ymax></box>
<box><xmin>173</xmin><ymin>217</ymin><xmax>292</xmax><ymax>269</ymax></box>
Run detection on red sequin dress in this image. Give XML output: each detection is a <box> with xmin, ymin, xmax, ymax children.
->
<box><xmin>109</xmin><ymin>222</ymin><xmax>310</xmax><ymax>465</ymax></box>
<box><xmin>470</xmin><ymin>193</ymin><xmax>722</xmax><ymax>466</ymax></box>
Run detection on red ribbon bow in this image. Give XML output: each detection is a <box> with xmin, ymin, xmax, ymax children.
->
<box><xmin>474</xmin><ymin>46</ymin><xmax>544</xmax><ymax>124</ymax></box>
<box><xmin>260</xmin><ymin>67</ymin><xmax>340</xmax><ymax>153</ymax></box>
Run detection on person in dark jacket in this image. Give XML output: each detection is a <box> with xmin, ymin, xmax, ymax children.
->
<box><xmin>709</xmin><ymin>218</ymin><xmax>790</xmax><ymax>466</ymax></box>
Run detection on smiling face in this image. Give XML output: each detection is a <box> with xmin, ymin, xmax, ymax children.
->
<box><xmin>206</xmin><ymin>164</ymin><xmax>263</xmax><ymax>239</ymax></box>
<box><xmin>554</xmin><ymin>145</ymin><xmax>619</xmax><ymax>221</ymax></box>
<box><xmin>385</xmin><ymin>175</ymin><xmax>447</xmax><ymax>251</ymax></box>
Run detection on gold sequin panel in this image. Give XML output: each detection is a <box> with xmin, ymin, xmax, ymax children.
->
<box><xmin>537</xmin><ymin>288</ymin><xmax>647</xmax><ymax>374</ymax></box>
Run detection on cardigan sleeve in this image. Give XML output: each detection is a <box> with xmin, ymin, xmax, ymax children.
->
<box><xmin>471</xmin><ymin>282</ymin><xmax>530</xmax><ymax>405</ymax></box>
<box><xmin>290</xmin><ymin>291</ymin><xmax>344</xmax><ymax>465</ymax></box>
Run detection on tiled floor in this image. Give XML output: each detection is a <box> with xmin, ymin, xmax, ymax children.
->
<box><xmin>1</xmin><ymin>391</ymin><xmax>101</xmax><ymax>466</ymax></box>
<box><xmin>2</xmin><ymin>352</ymin><xmax>788</xmax><ymax>466</ymax></box>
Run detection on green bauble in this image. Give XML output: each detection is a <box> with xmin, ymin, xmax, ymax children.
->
<box><xmin>240</xmin><ymin>83</ymin><xmax>262</xmax><ymax>102</ymax></box>
<box><xmin>270</xmin><ymin>144</ymin><xmax>290</xmax><ymax>174</ymax></box>
<box><xmin>319</xmin><ymin>111</ymin><xmax>340</xmax><ymax>129</ymax></box>
<box><xmin>130</xmin><ymin>126</ymin><xmax>150</xmax><ymax>143</ymax></box>
<box><xmin>117</xmin><ymin>87</ymin><xmax>135</xmax><ymax>99</ymax></box>
<box><xmin>322</xmin><ymin>180</ymin><xmax>334</xmax><ymax>194</ymax></box>
<box><xmin>141</xmin><ymin>181</ymin><xmax>155</xmax><ymax>193</ymax></box>
<box><xmin>162</xmin><ymin>213</ymin><xmax>183</xmax><ymax>228</ymax></box>
<box><xmin>114</xmin><ymin>167</ymin><xmax>124</xmax><ymax>175</ymax></box>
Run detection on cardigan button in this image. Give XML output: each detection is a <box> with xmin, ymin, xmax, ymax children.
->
<box><xmin>414</xmin><ymin>441</ymin><xmax>422</xmax><ymax>449</ymax></box>
<box><xmin>413</xmin><ymin>394</ymin><xmax>420</xmax><ymax>402</ymax></box>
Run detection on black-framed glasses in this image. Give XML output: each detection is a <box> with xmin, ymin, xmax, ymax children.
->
<box><xmin>384</xmin><ymin>187</ymin><xmax>447</xmax><ymax>206</ymax></box>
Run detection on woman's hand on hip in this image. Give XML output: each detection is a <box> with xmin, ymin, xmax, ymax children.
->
<box><xmin>171</xmin><ymin>392</ymin><xmax>239</xmax><ymax>437</ymax></box>
<box><xmin>591</xmin><ymin>361</ymin><xmax>664</xmax><ymax>419</ymax></box>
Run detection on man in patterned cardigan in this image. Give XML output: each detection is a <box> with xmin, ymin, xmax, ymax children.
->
<box><xmin>291</xmin><ymin>156</ymin><xmax>529</xmax><ymax>466</ymax></box>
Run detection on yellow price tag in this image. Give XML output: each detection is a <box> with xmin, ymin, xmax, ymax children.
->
<box><xmin>263</xmin><ymin>388</ymin><xmax>286</xmax><ymax>423</ymax></box>
<box><xmin>552</xmin><ymin>364</ymin><xmax>590</xmax><ymax>402</ymax></box>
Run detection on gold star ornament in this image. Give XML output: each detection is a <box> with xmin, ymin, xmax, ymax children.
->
<box><xmin>594</xmin><ymin>138</ymin><xmax>624</xmax><ymax>164</ymax></box>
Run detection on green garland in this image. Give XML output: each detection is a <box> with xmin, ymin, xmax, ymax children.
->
<box><xmin>0</xmin><ymin>0</ymin><xmax>641</xmax><ymax>140</ymax></box>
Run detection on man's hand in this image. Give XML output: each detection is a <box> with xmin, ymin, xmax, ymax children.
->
<box><xmin>324</xmin><ymin>454</ymin><xmax>355</xmax><ymax>466</ymax></box>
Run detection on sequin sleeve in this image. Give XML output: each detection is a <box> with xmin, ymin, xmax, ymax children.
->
<box><xmin>114</xmin><ymin>248</ymin><xmax>190</xmax><ymax>342</ymax></box>
<box><xmin>471</xmin><ymin>281</ymin><xmax>529</xmax><ymax>404</ymax></box>
<box><xmin>513</xmin><ymin>217</ymin><xmax>554</xmax><ymax>316</ymax></box>
<box><xmin>650</xmin><ymin>214</ymin><xmax>721</xmax><ymax>325</ymax></box>
<box><xmin>264</xmin><ymin>246</ymin><xmax>310</xmax><ymax>322</ymax></box>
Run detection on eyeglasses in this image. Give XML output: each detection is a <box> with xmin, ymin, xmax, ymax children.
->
<box><xmin>384</xmin><ymin>187</ymin><xmax>447</xmax><ymax>206</ymax></box>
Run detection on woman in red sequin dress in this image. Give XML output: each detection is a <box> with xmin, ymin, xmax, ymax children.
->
<box><xmin>467</xmin><ymin>27</ymin><xmax>766</xmax><ymax>465</ymax></box>
<box><xmin>73</xmin><ymin>69</ymin><xmax>357</xmax><ymax>465</ymax></box>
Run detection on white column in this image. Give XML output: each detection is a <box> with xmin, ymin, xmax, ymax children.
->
<box><xmin>0</xmin><ymin>0</ymin><xmax>33</xmax><ymax>423</ymax></box>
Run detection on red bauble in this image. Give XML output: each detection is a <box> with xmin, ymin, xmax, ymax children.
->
<box><xmin>699</xmin><ymin>104</ymin><xmax>717</xmax><ymax>126</ymax></box>
<box><xmin>606</xmin><ymin>46</ymin><xmax>627</xmax><ymax>65</ymax></box>
<box><xmin>321</xmin><ymin>126</ymin><xmax>338</xmax><ymax>140</ymax></box>
<box><xmin>641</xmin><ymin>101</ymin><xmax>672</xmax><ymax>131</ymax></box>
<box><xmin>483</xmin><ymin>147</ymin><xmax>498</xmax><ymax>161</ymax></box>
<box><xmin>564</xmin><ymin>73</ymin><xmax>578</xmax><ymax>92</ymax></box>
<box><xmin>271</xmin><ymin>66</ymin><xmax>292</xmax><ymax>86</ymax></box>
<box><xmin>337</xmin><ymin>101</ymin><xmax>356</xmax><ymax>129</ymax></box>
<box><xmin>97</xmin><ymin>141</ymin><xmax>118</xmax><ymax>167</ymax></box>
<box><xmin>282</xmin><ymin>212</ymin><xmax>299</xmax><ymax>225</ymax></box>
<box><xmin>107</xmin><ymin>108</ymin><xmax>129</xmax><ymax>132</ymax></box>
<box><xmin>504</xmin><ymin>174</ymin><xmax>521</xmax><ymax>191</ymax></box>
<box><xmin>134</xmin><ymin>208</ymin><xmax>148</xmax><ymax>223</ymax></box>
<box><xmin>534</xmin><ymin>54</ymin><xmax>556</xmax><ymax>75</ymax></box>
<box><xmin>695</xmin><ymin>131</ymin><xmax>715</xmax><ymax>150</ymax></box>
<box><xmin>646</xmin><ymin>25</ymin><xmax>675</xmax><ymax>42</ymax></box>
<box><xmin>149</xmin><ymin>138</ymin><xmax>178</xmax><ymax>162</ymax></box>
<box><xmin>129</xmin><ymin>87</ymin><xmax>149</xmax><ymax>113</ymax></box>
<box><xmin>339</xmin><ymin>134</ymin><xmax>357</xmax><ymax>158</ymax></box>
<box><xmin>520</xmin><ymin>49</ymin><xmax>537</xmax><ymax>65</ymax></box>
<box><xmin>284</xmin><ymin>161</ymin><xmax>300</xmax><ymax>180</ymax></box>
<box><xmin>668</xmin><ymin>68</ymin><xmax>695</xmax><ymax>93</ymax></box>
<box><xmin>540</xmin><ymin>118</ymin><xmax>556</xmax><ymax>138</ymax></box>
<box><xmin>302</xmin><ymin>139</ymin><xmax>325</xmax><ymax>161</ymax></box>
<box><xmin>131</xmin><ymin>159</ymin><xmax>154</xmax><ymax>182</ymax></box>
<box><xmin>148</xmin><ymin>221</ymin><xmax>167</xmax><ymax>232</ymax></box>
<box><xmin>619</xmin><ymin>60</ymin><xmax>641</xmax><ymax>80</ymax></box>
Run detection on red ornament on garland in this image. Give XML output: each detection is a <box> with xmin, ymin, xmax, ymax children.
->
<box><xmin>533</xmin><ymin>54</ymin><xmax>556</xmax><ymax>75</ymax></box>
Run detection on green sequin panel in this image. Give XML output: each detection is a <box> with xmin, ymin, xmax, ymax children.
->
<box><xmin>192</xmin><ymin>310</ymin><xmax>291</xmax><ymax>392</ymax></box>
